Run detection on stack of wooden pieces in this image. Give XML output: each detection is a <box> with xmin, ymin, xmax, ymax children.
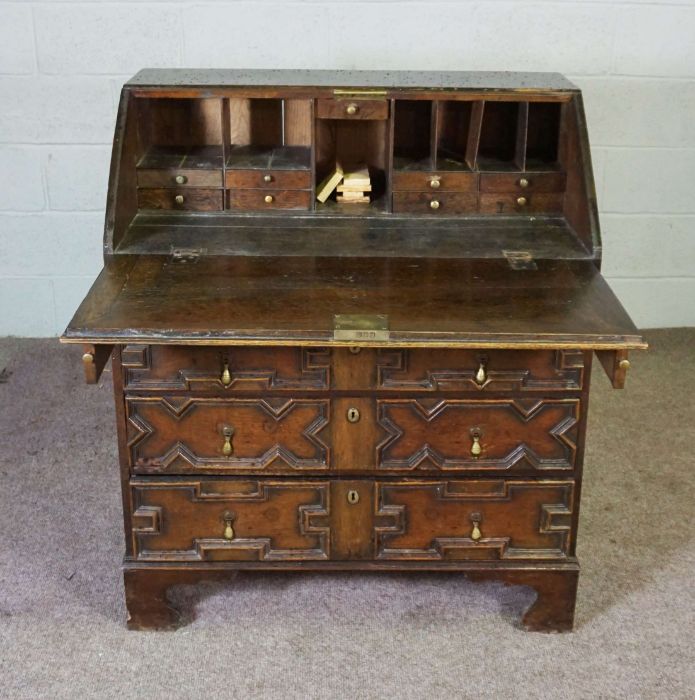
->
<box><xmin>315</xmin><ymin>162</ymin><xmax>371</xmax><ymax>204</ymax></box>
<box><xmin>337</xmin><ymin>166</ymin><xmax>371</xmax><ymax>204</ymax></box>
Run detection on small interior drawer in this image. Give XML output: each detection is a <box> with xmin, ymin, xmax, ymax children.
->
<box><xmin>137</xmin><ymin>188</ymin><xmax>223</xmax><ymax>211</ymax></box>
<box><xmin>392</xmin><ymin>171</ymin><xmax>478</xmax><ymax>193</ymax></box>
<box><xmin>392</xmin><ymin>191</ymin><xmax>477</xmax><ymax>214</ymax></box>
<box><xmin>480</xmin><ymin>172</ymin><xmax>566</xmax><ymax>193</ymax></box>
<box><xmin>316</xmin><ymin>98</ymin><xmax>389</xmax><ymax>120</ymax></box>
<box><xmin>227</xmin><ymin>189</ymin><xmax>311</xmax><ymax>211</ymax></box>
<box><xmin>225</xmin><ymin>169</ymin><xmax>311</xmax><ymax>190</ymax></box>
<box><xmin>479</xmin><ymin>192</ymin><xmax>564</xmax><ymax>215</ymax></box>
<box><xmin>136</xmin><ymin>169</ymin><xmax>223</xmax><ymax>188</ymax></box>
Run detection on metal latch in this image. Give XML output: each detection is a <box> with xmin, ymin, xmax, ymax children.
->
<box><xmin>168</xmin><ymin>246</ymin><xmax>206</xmax><ymax>263</ymax></box>
<box><xmin>503</xmin><ymin>250</ymin><xmax>537</xmax><ymax>270</ymax></box>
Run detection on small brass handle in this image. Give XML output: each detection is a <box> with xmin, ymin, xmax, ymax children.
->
<box><xmin>175</xmin><ymin>174</ymin><xmax>187</xmax><ymax>185</ymax></box>
<box><xmin>347</xmin><ymin>489</ymin><xmax>360</xmax><ymax>504</ymax></box>
<box><xmin>221</xmin><ymin>425</ymin><xmax>234</xmax><ymax>456</ymax></box>
<box><xmin>346</xmin><ymin>103</ymin><xmax>359</xmax><ymax>116</ymax></box>
<box><xmin>475</xmin><ymin>361</ymin><xmax>487</xmax><ymax>385</ymax></box>
<box><xmin>174</xmin><ymin>194</ymin><xmax>184</xmax><ymax>205</ymax></box>
<box><xmin>264</xmin><ymin>194</ymin><xmax>274</xmax><ymax>204</ymax></box>
<box><xmin>223</xmin><ymin>511</ymin><xmax>235</xmax><ymax>540</ymax></box>
<box><xmin>619</xmin><ymin>359</ymin><xmax>630</xmax><ymax>370</ymax></box>
<box><xmin>429</xmin><ymin>178</ymin><xmax>441</xmax><ymax>189</ymax></box>
<box><xmin>516</xmin><ymin>196</ymin><xmax>527</xmax><ymax>207</ymax></box>
<box><xmin>429</xmin><ymin>199</ymin><xmax>440</xmax><ymax>210</ymax></box>
<box><xmin>346</xmin><ymin>407</ymin><xmax>361</xmax><ymax>423</ymax></box>
<box><xmin>518</xmin><ymin>177</ymin><xmax>529</xmax><ymax>188</ymax></box>
<box><xmin>263</xmin><ymin>174</ymin><xmax>273</xmax><ymax>183</ymax></box>
<box><xmin>470</xmin><ymin>512</ymin><xmax>482</xmax><ymax>541</ymax></box>
<box><xmin>471</xmin><ymin>432</ymin><xmax>482</xmax><ymax>457</ymax></box>
<box><xmin>221</xmin><ymin>361</ymin><xmax>232</xmax><ymax>387</ymax></box>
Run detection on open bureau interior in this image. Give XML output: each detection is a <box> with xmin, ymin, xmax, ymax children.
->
<box><xmin>110</xmin><ymin>70</ymin><xmax>600</xmax><ymax>263</ymax></box>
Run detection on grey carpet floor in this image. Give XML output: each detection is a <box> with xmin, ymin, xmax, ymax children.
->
<box><xmin>0</xmin><ymin>330</ymin><xmax>693</xmax><ymax>699</ymax></box>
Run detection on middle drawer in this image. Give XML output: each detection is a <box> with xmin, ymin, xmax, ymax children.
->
<box><xmin>125</xmin><ymin>396</ymin><xmax>580</xmax><ymax>474</ymax></box>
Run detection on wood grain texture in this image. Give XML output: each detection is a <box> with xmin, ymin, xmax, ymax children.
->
<box><xmin>392</xmin><ymin>191</ymin><xmax>478</xmax><ymax>214</ymax></box>
<box><xmin>137</xmin><ymin>188</ymin><xmax>223</xmax><ymax>211</ymax></box>
<box><xmin>227</xmin><ymin>189</ymin><xmax>311</xmax><ymax>211</ymax></box>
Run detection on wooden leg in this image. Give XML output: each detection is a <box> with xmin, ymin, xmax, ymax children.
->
<box><xmin>467</xmin><ymin>568</ymin><xmax>579</xmax><ymax>632</ymax></box>
<box><xmin>124</xmin><ymin>568</ymin><xmax>189</xmax><ymax>631</ymax></box>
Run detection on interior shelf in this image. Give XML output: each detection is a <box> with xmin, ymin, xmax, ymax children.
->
<box><xmin>226</xmin><ymin>145</ymin><xmax>311</xmax><ymax>170</ymax></box>
<box><xmin>137</xmin><ymin>145</ymin><xmax>224</xmax><ymax>170</ymax></box>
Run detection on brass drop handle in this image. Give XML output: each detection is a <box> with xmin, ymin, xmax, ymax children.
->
<box><xmin>263</xmin><ymin>174</ymin><xmax>273</xmax><ymax>183</ymax></box>
<box><xmin>429</xmin><ymin>199</ymin><xmax>440</xmax><ymax>210</ymax></box>
<box><xmin>174</xmin><ymin>194</ymin><xmax>184</xmax><ymax>205</ymax></box>
<box><xmin>475</xmin><ymin>361</ymin><xmax>487</xmax><ymax>385</ymax></box>
<box><xmin>175</xmin><ymin>174</ymin><xmax>187</xmax><ymax>185</ymax></box>
<box><xmin>470</xmin><ymin>512</ymin><xmax>482</xmax><ymax>541</ymax></box>
<box><xmin>346</xmin><ymin>103</ymin><xmax>359</xmax><ymax>116</ymax></box>
<box><xmin>470</xmin><ymin>432</ymin><xmax>482</xmax><ymax>457</ymax></box>
<box><xmin>223</xmin><ymin>511</ymin><xmax>235</xmax><ymax>540</ymax></box>
<box><xmin>516</xmin><ymin>196</ymin><xmax>527</xmax><ymax>207</ymax></box>
<box><xmin>264</xmin><ymin>194</ymin><xmax>274</xmax><ymax>204</ymax></box>
<box><xmin>221</xmin><ymin>360</ymin><xmax>232</xmax><ymax>387</ymax></box>
<box><xmin>221</xmin><ymin>425</ymin><xmax>234</xmax><ymax>456</ymax></box>
<box><xmin>429</xmin><ymin>178</ymin><xmax>441</xmax><ymax>189</ymax></box>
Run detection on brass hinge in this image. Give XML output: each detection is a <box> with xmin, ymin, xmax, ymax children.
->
<box><xmin>168</xmin><ymin>246</ymin><xmax>206</xmax><ymax>263</ymax></box>
<box><xmin>503</xmin><ymin>250</ymin><xmax>537</xmax><ymax>270</ymax></box>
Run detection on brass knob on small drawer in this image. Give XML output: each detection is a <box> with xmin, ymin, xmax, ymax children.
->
<box><xmin>175</xmin><ymin>174</ymin><xmax>187</xmax><ymax>185</ymax></box>
<box><xmin>221</xmin><ymin>361</ymin><xmax>232</xmax><ymax>387</ymax></box>
<box><xmin>174</xmin><ymin>194</ymin><xmax>184</xmax><ymax>205</ymax></box>
<box><xmin>475</xmin><ymin>361</ymin><xmax>487</xmax><ymax>386</ymax></box>
<box><xmin>347</xmin><ymin>490</ymin><xmax>360</xmax><ymax>505</ymax></box>
<box><xmin>619</xmin><ymin>359</ymin><xmax>631</xmax><ymax>370</ymax></box>
<box><xmin>221</xmin><ymin>425</ymin><xmax>234</xmax><ymax>456</ymax></box>
<box><xmin>223</xmin><ymin>511</ymin><xmax>235</xmax><ymax>540</ymax></box>
<box><xmin>470</xmin><ymin>512</ymin><xmax>482</xmax><ymax>541</ymax></box>
<box><xmin>346</xmin><ymin>407</ymin><xmax>361</xmax><ymax>423</ymax></box>
<box><xmin>518</xmin><ymin>177</ymin><xmax>529</xmax><ymax>188</ymax></box>
<box><xmin>263</xmin><ymin>174</ymin><xmax>273</xmax><ymax>183</ymax></box>
<box><xmin>516</xmin><ymin>196</ymin><xmax>527</xmax><ymax>207</ymax></box>
<box><xmin>429</xmin><ymin>178</ymin><xmax>441</xmax><ymax>189</ymax></box>
<box><xmin>470</xmin><ymin>432</ymin><xmax>482</xmax><ymax>457</ymax></box>
<box><xmin>264</xmin><ymin>194</ymin><xmax>274</xmax><ymax>204</ymax></box>
<box><xmin>346</xmin><ymin>103</ymin><xmax>359</xmax><ymax>116</ymax></box>
<box><xmin>429</xmin><ymin>199</ymin><xmax>440</xmax><ymax>210</ymax></box>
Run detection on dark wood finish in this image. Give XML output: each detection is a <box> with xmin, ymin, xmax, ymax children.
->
<box><xmin>392</xmin><ymin>192</ymin><xmax>478</xmax><ymax>214</ymax></box>
<box><xmin>392</xmin><ymin>171</ymin><xmax>478</xmax><ymax>192</ymax></box>
<box><xmin>137</xmin><ymin>188</ymin><xmax>223</xmax><ymax>211</ymax></box>
<box><xmin>227</xmin><ymin>189</ymin><xmax>311</xmax><ymax>211</ymax></box>
<box><xmin>225</xmin><ymin>169</ymin><xmax>311</xmax><ymax>190</ymax></box>
<box><xmin>61</xmin><ymin>70</ymin><xmax>645</xmax><ymax>632</ymax></box>
<box><xmin>316</xmin><ymin>98</ymin><xmax>389</xmax><ymax>120</ymax></box>
<box><xmin>137</xmin><ymin>169</ymin><xmax>222</xmax><ymax>188</ymax></box>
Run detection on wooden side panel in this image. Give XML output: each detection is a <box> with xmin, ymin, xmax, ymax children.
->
<box><xmin>375</xmin><ymin>480</ymin><xmax>574</xmax><ymax>560</ymax></box>
<box><xmin>131</xmin><ymin>479</ymin><xmax>330</xmax><ymax>561</ymax></box>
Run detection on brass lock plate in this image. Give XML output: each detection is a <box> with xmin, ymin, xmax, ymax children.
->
<box><xmin>347</xmin><ymin>489</ymin><xmax>360</xmax><ymax>504</ymax></box>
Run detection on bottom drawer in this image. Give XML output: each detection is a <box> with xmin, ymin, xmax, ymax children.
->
<box><xmin>130</xmin><ymin>478</ymin><xmax>574</xmax><ymax>563</ymax></box>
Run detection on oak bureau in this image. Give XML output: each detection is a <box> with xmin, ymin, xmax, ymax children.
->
<box><xmin>61</xmin><ymin>69</ymin><xmax>646</xmax><ymax>631</ymax></box>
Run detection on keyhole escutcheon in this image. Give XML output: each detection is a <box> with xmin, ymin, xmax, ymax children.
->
<box><xmin>346</xmin><ymin>407</ymin><xmax>361</xmax><ymax>423</ymax></box>
<box><xmin>347</xmin><ymin>490</ymin><xmax>360</xmax><ymax>505</ymax></box>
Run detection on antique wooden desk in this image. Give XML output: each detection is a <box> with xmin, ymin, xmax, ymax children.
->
<box><xmin>61</xmin><ymin>70</ymin><xmax>645</xmax><ymax>631</ymax></box>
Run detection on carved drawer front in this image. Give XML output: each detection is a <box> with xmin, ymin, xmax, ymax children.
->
<box><xmin>377</xmin><ymin>398</ymin><xmax>579</xmax><ymax>471</ymax></box>
<box><xmin>122</xmin><ymin>345</ymin><xmax>330</xmax><ymax>393</ymax></box>
<box><xmin>375</xmin><ymin>479</ymin><xmax>574</xmax><ymax>561</ymax></box>
<box><xmin>373</xmin><ymin>349</ymin><xmax>585</xmax><ymax>392</ymax></box>
<box><xmin>126</xmin><ymin>397</ymin><xmax>330</xmax><ymax>473</ymax></box>
<box><xmin>130</xmin><ymin>479</ymin><xmax>330</xmax><ymax>562</ymax></box>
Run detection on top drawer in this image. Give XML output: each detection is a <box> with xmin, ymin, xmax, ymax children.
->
<box><xmin>122</xmin><ymin>345</ymin><xmax>330</xmax><ymax>393</ymax></box>
<box><xmin>479</xmin><ymin>172</ymin><xmax>566</xmax><ymax>193</ymax></box>
<box><xmin>122</xmin><ymin>346</ymin><xmax>586</xmax><ymax>394</ymax></box>
<box><xmin>137</xmin><ymin>169</ymin><xmax>223</xmax><ymax>188</ymax></box>
<box><xmin>316</xmin><ymin>98</ymin><xmax>389</xmax><ymax>120</ymax></box>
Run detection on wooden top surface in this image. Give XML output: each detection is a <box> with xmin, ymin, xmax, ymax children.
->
<box><xmin>126</xmin><ymin>69</ymin><xmax>578</xmax><ymax>93</ymax></box>
<box><xmin>62</xmin><ymin>256</ymin><xmax>644</xmax><ymax>349</ymax></box>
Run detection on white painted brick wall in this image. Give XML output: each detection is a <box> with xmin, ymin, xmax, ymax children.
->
<box><xmin>0</xmin><ymin>0</ymin><xmax>694</xmax><ymax>335</ymax></box>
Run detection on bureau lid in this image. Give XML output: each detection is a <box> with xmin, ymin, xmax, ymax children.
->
<box><xmin>60</xmin><ymin>256</ymin><xmax>645</xmax><ymax>350</ymax></box>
